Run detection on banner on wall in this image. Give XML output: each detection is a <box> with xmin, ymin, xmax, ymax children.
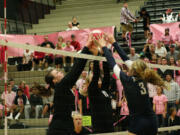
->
<box><xmin>150</xmin><ymin>22</ymin><xmax>180</xmax><ymax>44</ymax></box>
<box><xmin>0</xmin><ymin>26</ymin><xmax>115</xmax><ymax>56</ymax></box>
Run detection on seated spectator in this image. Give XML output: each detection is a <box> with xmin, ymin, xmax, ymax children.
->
<box><xmin>164</xmin><ymin>74</ymin><xmax>180</xmax><ymax>114</ymax></box>
<box><xmin>151</xmin><ymin>54</ymin><xmax>157</xmax><ymax>64</ymax></box>
<box><xmin>57</xmin><ymin>36</ymin><xmax>66</xmax><ymax>48</ymax></box>
<box><xmin>41</xmin><ymin>35</ymin><xmax>55</xmax><ymax>49</ymax></box>
<box><xmin>1</xmin><ymin>83</ymin><xmax>16</xmax><ymax>112</ymax></box>
<box><xmin>66</xmin><ymin>22</ymin><xmax>79</xmax><ymax>31</ymax></box>
<box><xmin>161</xmin><ymin>28</ymin><xmax>173</xmax><ymax>51</ymax></box>
<box><xmin>175</xmin><ymin>24</ymin><xmax>180</xmax><ymax>49</ymax></box>
<box><xmin>76</xmin><ymin>71</ymin><xmax>87</xmax><ymax>90</ymax></box>
<box><xmin>166</xmin><ymin>44</ymin><xmax>179</xmax><ymax>61</ymax></box>
<box><xmin>127</xmin><ymin>47</ymin><xmax>139</xmax><ymax>61</ymax></box>
<box><xmin>9</xmin><ymin>78</ymin><xmax>18</xmax><ymax>92</ymax></box>
<box><xmin>55</xmin><ymin>42</ymin><xmax>63</xmax><ymax>70</ymax></box>
<box><xmin>72</xmin><ymin>16</ymin><xmax>80</xmax><ymax>28</ymax></box>
<box><xmin>32</xmin><ymin>44</ymin><xmax>45</xmax><ymax>71</ymax></box>
<box><xmin>165</xmin><ymin>107</ymin><xmax>180</xmax><ymax>135</ymax></box>
<box><xmin>143</xmin><ymin>44</ymin><xmax>156</xmax><ymax>60</ymax></box>
<box><xmin>169</xmin><ymin>57</ymin><xmax>176</xmax><ymax>66</ymax></box>
<box><xmin>71</xmin><ymin>34</ymin><xmax>81</xmax><ymax>51</ymax></box>
<box><xmin>63</xmin><ymin>41</ymin><xmax>74</xmax><ymax>72</ymax></box>
<box><xmin>155</xmin><ymin>41</ymin><xmax>167</xmax><ymax>57</ymax></box>
<box><xmin>157</xmin><ymin>57</ymin><xmax>173</xmax><ymax>79</ymax></box>
<box><xmin>153</xmin><ymin>86</ymin><xmax>168</xmax><ymax>127</ymax></box>
<box><xmin>28</xmin><ymin>86</ymin><xmax>43</xmax><ymax>119</ymax></box>
<box><xmin>7</xmin><ymin>89</ymin><xmax>29</xmax><ymax>120</ymax></box>
<box><xmin>19</xmin><ymin>81</ymin><xmax>30</xmax><ymax>99</ymax></box>
<box><xmin>22</xmin><ymin>44</ymin><xmax>33</xmax><ymax>71</ymax></box>
<box><xmin>43</xmin><ymin>44</ymin><xmax>54</xmax><ymax>71</ymax></box>
<box><xmin>146</xmin><ymin>32</ymin><xmax>154</xmax><ymax>44</ymax></box>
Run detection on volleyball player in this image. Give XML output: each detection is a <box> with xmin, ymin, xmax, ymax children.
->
<box><xmin>87</xmin><ymin>60</ymin><xmax>114</xmax><ymax>133</ymax></box>
<box><xmin>94</xmin><ymin>34</ymin><xmax>165</xmax><ymax>135</ymax></box>
<box><xmin>37</xmin><ymin>35</ymin><xmax>98</xmax><ymax>135</ymax></box>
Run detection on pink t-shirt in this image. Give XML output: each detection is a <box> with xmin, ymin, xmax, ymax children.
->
<box><xmin>1</xmin><ymin>91</ymin><xmax>16</xmax><ymax>108</ymax></box>
<box><xmin>175</xmin><ymin>32</ymin><xmax>180</xmax><ymax>43</ymax></box>
<box><xmin>63</xmin><ymin>45</ymin><xmax>74</xmax><ymax>52</ymax></box>
<box><xmin>120</xmin><ymin>101</ymin><xmax>129</xmax><ymax>116</ymax></box>
<box><xmin>161</xmin><ymin>35</ymin><xmax>173</xmax><ymax>45</ymax></box>
<box><xmin>153</xmin><ymin>94</ymin><xmax>168</xmax><ymax>114</ymax></box>
<box><xmin>146</xmin><ymin>38</ymin><xmax>154</xmax><ymax>44</ymax></box>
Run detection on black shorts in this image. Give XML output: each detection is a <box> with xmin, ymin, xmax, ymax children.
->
<box><xmin>65</xmin><ymin>57</ymin><xmax>71</xmax><ymax>63</ymax></box>
<box><xmin>33</xmin><ymin>58</ymin><xmax>43</xmax><ymax>64</ymax></box>
<box><xmin>55</xmin><ymin>57</ymin><xmax>63</xmax><ymax>65</ymax></box>
<box><xmin>45</xmin><ymin>56</ymin><xmax>53</xmax><ymax>65</ymax></box>
<box><xmin>128</xmin><ymin>114</ymin><xmax>158</xmax><ymax>135</ymax></box>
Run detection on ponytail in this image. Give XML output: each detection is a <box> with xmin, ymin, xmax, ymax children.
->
<box><xmin>141</xmin><ymin>68</ymin><xmax>165</xmax><ymax>87</ymax></box>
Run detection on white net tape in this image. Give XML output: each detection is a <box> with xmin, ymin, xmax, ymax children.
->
<box><xmin>1</xmin><ymin>40</ymin><xmax>180</xmax><ymax>71</ymax></box>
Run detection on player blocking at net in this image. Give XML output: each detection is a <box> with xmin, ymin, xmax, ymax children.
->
<box><xmin>94</xmin><ymin>34</ymin><xmax>165</xmax><ymax>135</ymax></box>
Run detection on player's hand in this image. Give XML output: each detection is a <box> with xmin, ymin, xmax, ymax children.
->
<box><xmin>104</xmin><ymin>33</ymin><xmax>116</xmax><ymax>45</ymax></box>
<box><xmin>85</xmin><ymin>34</ymin><xmax>93</xmax><ymax>48</ymax></box>
<box><xmin>93</xmin><ymin>35</ymin><xmax>106</xmax><ymax>48</ymax></box>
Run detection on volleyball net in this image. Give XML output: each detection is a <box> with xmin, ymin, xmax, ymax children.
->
<box><xmin>0</xmin><ymin>36</ymin><xmax>180</xmax><ymax>135</ymax></box>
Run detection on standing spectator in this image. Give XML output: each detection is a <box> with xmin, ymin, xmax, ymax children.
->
<box><xmin>166</xmin><ymin>44</ymin><xmax>179</xmax><ymax>61</ymax></box>
<box><xmin>161</xmin><ymin>28</ymin><xmax>173</xmax><ymax>51</ymax></box>
<box><xmin>19</xmin><ymin>81</ymin><xmax>30</xmax><ymax>99</ymax></box>
<box><xmin>146</xmin><ymin>32</ymin><xmax>154</xmax><ymax>44</ymax></box>
<box><xmin>120</xmin><ymin>2</ymin><xmax>137</xmax><ymax>42</ymax></box>
<box><xmin>57</xmin><ymin>36</ymin><xmax>66</xmax><ymax>48</ymax></box>
<box><xmin>155</xmin><ymin>41</ymin><xmax>167</xmax><ymax>57</ymax></box>
<box><xmin>1</xmin><ymin>83</ymin><xmax>16</xmax><ymax>112</ymax></box>
<box><xmin>63</xmin><ymin>41</ymin><xmax>74</xmax><ymax>72</ymax></box>
<box><xmin>7</xmin><ymin>89</ymin><xmax>29</xmax><ymax>120</ymax></box>
<box><xmin>165</xmin><ymin>107</ymin><xmax>180</xmax><ymax>135</ymax></box>
<box><xmin>28</xmin><ymin>86</ymin><xmax>43</xmax><ymax>119</ymax></box>
<box><xmin>55</xmin><ymin>42</ymin><xmax>63</xmax><ymax>70</ymax></box>
<box><xmin>72</xmin><ymin>16</ymin><xmax>80</xmax><ymax>28</ymax></box>
<box><xmin>153</xmin><ymin>86</ymin><xmax>168</xmax><ymax>127</ymax></box>
<box><xmin>175</xmin><ymin>24</ymin><xmax>180</xmax><ymax>49</ymax></box>
<box><xmin>157</xmin><ymin>58</ymin><xmax>173</xmax><ymax>79</ymax></box>
<box><xmin>138</xmin><ymin>8</ymin><xmax>150</xmax><ymax>38</ymax></box>
<box><xmin>9</xmin><ymin>78</ymin><xmax>18</xmax><ymax>92</ymax></box>
<box><xmin>41</xmin><ymin>35</ymin><xmax>55</xmax><ymax>49</ymax></box>
<box><xmin>164</xmin><ymin>74</ymin><xmax>180</xmax><ymax>114</ymax></box>
<box><xmin>70</xmin><ymin>34</ymin><xmax>81</xmax><ymax>51</ymax></box>
<box><xmin>43</xmin><ymin>44</ymin><xmax>54</xmax><ymax>71</ymax></box>
<box><xmin>76</xmin><ymin>71</ymin><xmax>87</xmax><ymax>90</ymax></box>
<box><xmin>127</xmin><ymin>47</ymin><xmax>139</xmax><ymax>61</ymax></box>
<box><xmin>66</xmin><ymin>22</ymin><xmax>79</xmax><ymax>31</ymax></box>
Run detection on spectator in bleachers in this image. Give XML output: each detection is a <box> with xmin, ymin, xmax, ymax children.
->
<box><xmin>57</xmin><ymin>36</ymin><xmax>66</xmax><ymax>48</ymax></box>
<box><xmin>66</xmin><ymin>22</ymin><xmax>79</xmax><ymax>31</ymax></box>
<box><xmin>9</xmin><ymin>78</ymin><xmax>18</xmax><ymax>92</ymax></box>
<box><xmin>41</xmin><ymin>35</ymin><xmax>55</xmax><ymax>49</ymax></box>
<box><xmin>164</xmin><ymin>74</ymin><xmax>180</xmax><ymax>114</ymax></box>
<box><xmin>153</xmin><ymin>86</ymin><xmax>168</xmax><ymax>127</ymax></box>
<box><xmin>19</xmin><ymin>81</ymin><xmax>30</xmax><ymax>99</ymax></box>
<box><xmin>161</xmin><ymin>28</ymin><xmax>173</xmax><ymax>51</ymax></box>
<box><xmin>1</xmin><ymin>83</ymin><xmax>16</xmax><ymax>113</ymax></box>
<box><xmin>166</xmin><ymin>44</ymin><xmax>179</xmax><ymax>61</ymax></box>
<box><xmin>175</xmin><ymin>24</ymin><xmax>180</xmax><ymax>49</ymax></box>
<box><xmin>88</xmin><ymin>61</ymin><xmax>93</xmax><ymax>76</ymax></box>
<box><xmin>151</xmin><ymin>54</ymin><xmax>157</xmax><ymax>64</ymax></box>
<box><xmin>169</xmin><ymin>57</ymin><xmax>176</xmax><ymax>66</ymax></box>
<box><xmin>175</xmin><ymin>59</ymin><xmax>180</xmax><ymax>86</ymax></box>
<box><xmin>161</xmin><ymin>9</ymin><xmax>175</xmax><ymax>24</ymax></box>
<box><xmin>120</xmin><ymin>2</ymin><xmax>137</xmax><ymax>42</ymax></box>
<box><xmin>43</xmin><ymin>44</ymin><xmax>54</xmax><ymax>71</ymax></box>
<box><xmin>32</xmin><ymin>44</ymin><xmax>45</xmax><ymax>71</ymax></box>
<box><xmin>28</xmin><ymin>86</ymin><xmax>43</xmax><ymax>119</ymax></box>
<box><xmin>138</xmin><ymin>8</ymin><xmax>150</xmax><ymax>38</ymax></box>
<box><xmin>7</xmin><ymin>89</ymin><xmax>29</xmax><ymax>120</ymax></box>
<box><xmin>71</xmin><ymin>34</ymin><xmax>81</xmax><ymax>51</ymax></box>
<box><xmin>155</xmin><ymin>41</ymin><xmax>167</xmax><ymax>57</ymax></box>
<box><xmin>143</xmin><ymin>44</ymin><xmax>156</xmax><ymax>60</ymax></box>
<box><xmin>72</xmin><ymin>16</ymin><xmax>80</xmax><ymax>28</ymax></box>
<box><xmin>157</xmin><ymin>57</ymin><xmax>173</xmax><ymax>79</ymax></box>
<box><xmin>165</xmin><ymin>107</ymin><xmax>180</xmax><ymax>135</ymax></box>
<box><xmin>127</xmin><ymin>47</ymin><xmax>139</xmax><ymax>61</ymax></box>
<box><xmin>55</xmin><ymin>42</ymin><xmax>63</xmax><ymax>70</ymax></box>
<box><xmin>76</xmin><ymin>71</ymin><xmax>87</xmax><ymax>90</ymax></box>
<box><xmin>63</xmin><ymin>41</ymin><xmax>74</xmax><ymax>72</ymax></box>
<box><xmin>0</xmin><ymin>104</ymin><xmax>2</xmax><ymax>128</ymax></box>
<box><xmin>146</xmin><ymin>32</ymin><xmax>154</xmax><ymax>44</ymax></box>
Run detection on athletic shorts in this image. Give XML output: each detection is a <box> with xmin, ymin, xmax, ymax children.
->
<box><xmin>128</xmin><ymin>114</ymin><xmax>158</xmax><ymax>135</ymax></box>
<box><xmin>121</xmin><ymin>23</ymin><xmax>133</xmax><ymax>34</ymax></box>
